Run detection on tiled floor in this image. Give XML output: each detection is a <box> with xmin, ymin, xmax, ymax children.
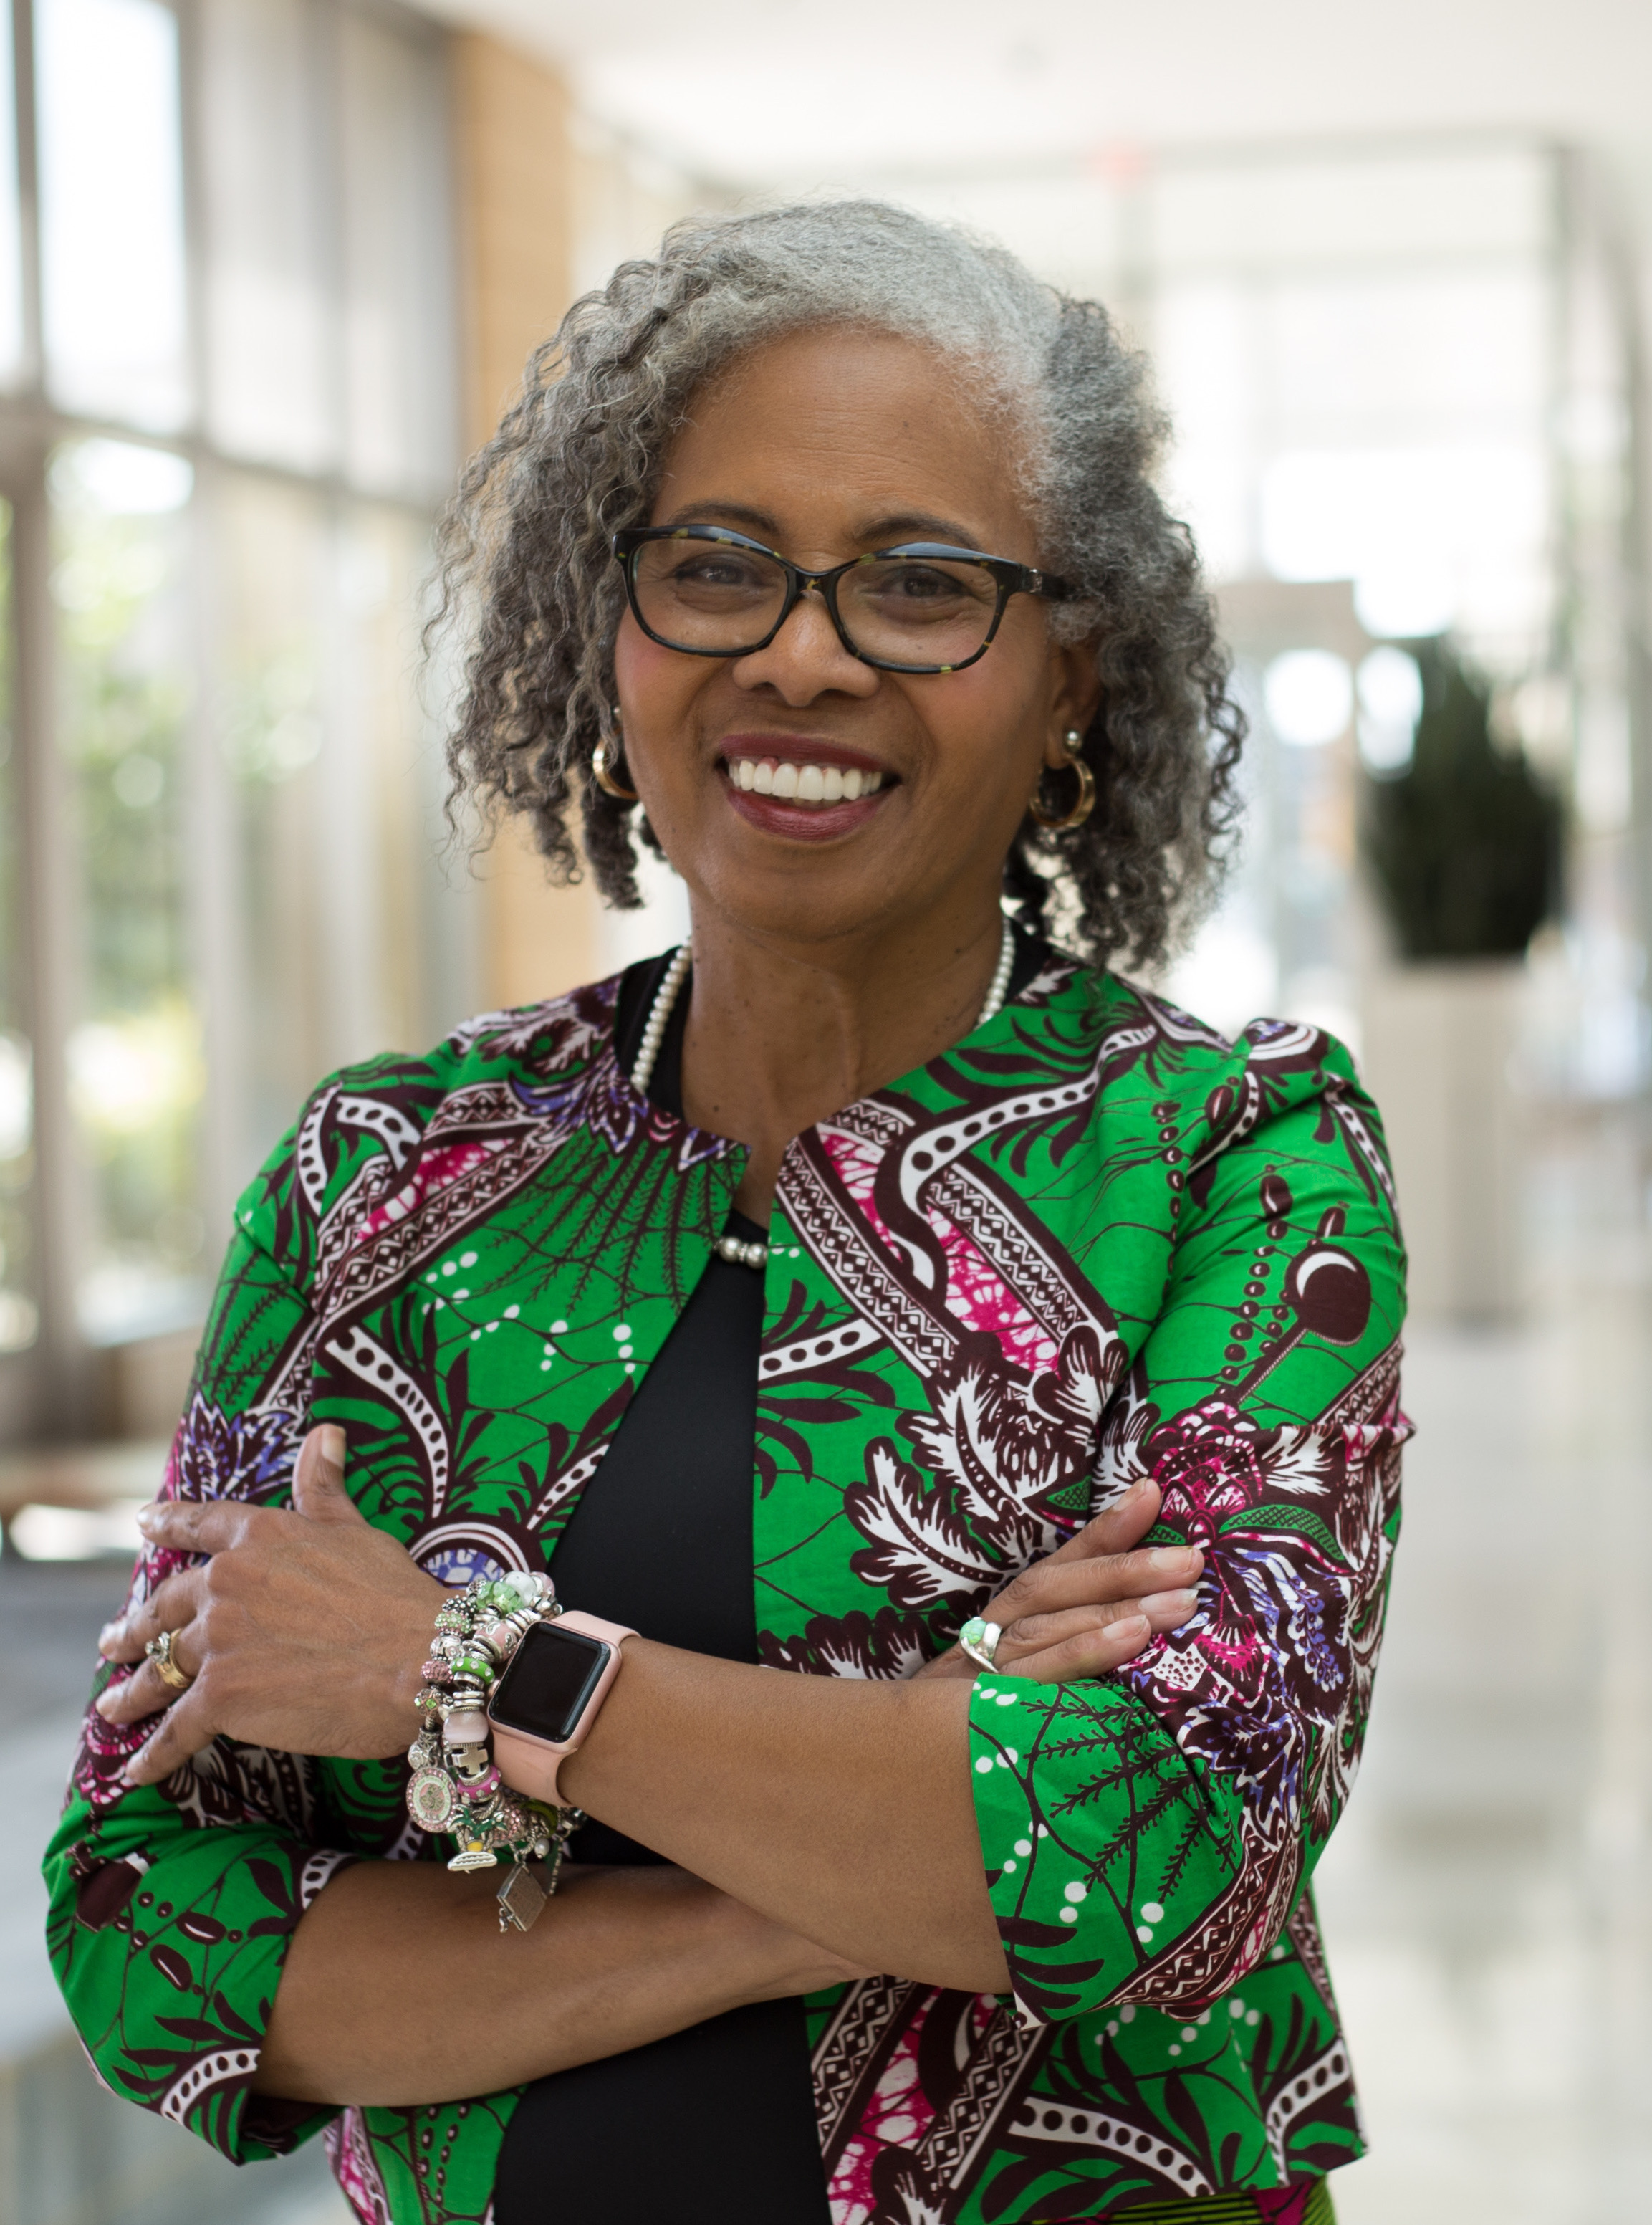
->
<box><xmin>1319</xmin><ymin>1129</ymin><xmax>1652</xmax><ymax>2219</ymax></box>
<box><xmin>9</xmin><ymin>1118</ymin><xmax>1651</xmax><ymax>2222</ymax></box>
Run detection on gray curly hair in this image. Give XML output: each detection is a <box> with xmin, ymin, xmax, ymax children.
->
<box><xmin>433</xmin><ymin>198</ymin><xmax>1244</xmax><ymax>968</ymax></box>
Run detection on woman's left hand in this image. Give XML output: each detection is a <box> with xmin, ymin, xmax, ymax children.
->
<box><xmin>914</xmin><ymin>1478</ymin><xmax>1201</xmax><ymax>1685</ymax></box>
<box><xmin>95</xmin><ymin>1425</ymin><xmax>442</xmax><ymax>1784</ymax></box>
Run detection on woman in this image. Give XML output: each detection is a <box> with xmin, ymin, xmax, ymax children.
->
<box><xmin>47</xmin><ymin>202</ymin><xmax>1407</xmax><ymax>2225</ymax></box>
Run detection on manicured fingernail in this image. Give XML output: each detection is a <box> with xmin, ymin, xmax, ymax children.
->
<box><xmin>135</xmin><ymin>1503</ymin><xmax>160</xmax><ymax>1532</ymax></box>
<box><xmin>97</xmin><ymin>1623</ymin><xmax>120</xmax><ymax>1652</ymax></box>
<box><xmin>1148</xmin><ymin>1546</ymin><xmax>1195</xmax><ymax>1572</ymax></box>
<box><xmin>95</xmin><ymin>1689</ymin><xmax>117</xmax><ymax>1716</ymax></box>
<box><xmin>1110</xmin><ymin>1614</ymin><xmax>1149</xmax><ymax>1642</ymax></box>
<box><xmin>1140</xmin><ymin>1589</ymin><xmax>1196</xmax><ymax>1617</ymax></box>
<box><xmin>320</xmin><ymin>1424</ymin><xmax>345</xmax><ymax>1465</ymax></box>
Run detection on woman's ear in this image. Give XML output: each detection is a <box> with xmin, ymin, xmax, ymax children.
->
<box><xmin>1046</xmin><ymin>641</ymin><xmax>1103</xmax><ymax>766</ymax></box>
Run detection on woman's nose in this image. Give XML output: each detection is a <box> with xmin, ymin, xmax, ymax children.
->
<box><xmin>730</xmin><ymin>588</ymin><xmax>878</xmax><ymax>702</ymax></box>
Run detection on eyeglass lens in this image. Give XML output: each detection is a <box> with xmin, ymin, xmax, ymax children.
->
<box><xmin>630</xmin><ymin>538</ymin><xmax>1002</xmax><ymax>666</ymax></box>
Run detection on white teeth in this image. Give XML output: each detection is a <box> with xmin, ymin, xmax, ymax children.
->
<box><xmin>726</xmin><ymin>757</ymin><xmax>886</xmax><ymax>804</ymax></box>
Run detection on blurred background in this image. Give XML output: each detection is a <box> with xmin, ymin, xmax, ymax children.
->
<box><xmin>2</xmin><ymin>1</ymin><xmax>1650</xmax><ymax>2221</ymax></box>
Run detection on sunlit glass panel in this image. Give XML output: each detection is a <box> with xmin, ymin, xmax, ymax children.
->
<box><xmin>52</xmin><ymin>438</ymin><xmax>204</xmax><ymax>1341</ymax></box>
<box><xmin>199</xmin><ymin>0</ymin><xmax>336</xmax><ymax>474</ymax></box>
<box><xmin>0</xmin><ymin>0</ymin><xmax>24</xmax><ymax>390</ymax></box>
<box><xmin>37</xmin><ymin>0</ymin><xmax>191</xmax><ymax>431</ymax></box>
<box><xmin>0</xmin><ymin>502</ymin><xmax>32</xmax><ymax>1354</ymax></box>
<box><xmin>211</xmin><ymin>477</ymin><xmax>455</xmax><ymax>1174</ymax></box>
<box><xmin>338</xmin><ymin>9</ymin><xmax>456</xmax><ymax>499</ymax></box>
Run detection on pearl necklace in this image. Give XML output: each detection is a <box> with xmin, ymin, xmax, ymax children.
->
<box><xmin>631</xmin><ymin>919</ymin><xmax>1017</xmax><ymax>1271</ymax></box>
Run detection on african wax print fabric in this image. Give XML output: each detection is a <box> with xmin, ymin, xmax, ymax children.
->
<box><xmin>44</xmin><ymin>944</ymin><xmax>1408</xmax><ymax>2223</ymax></box>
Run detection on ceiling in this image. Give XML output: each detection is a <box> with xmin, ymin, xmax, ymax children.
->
<box><xmin>424</xmin><ymin>0</ymin><xmax>1652</xmax><ymax>223</ymax></box>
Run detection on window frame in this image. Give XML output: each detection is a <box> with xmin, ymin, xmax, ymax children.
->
<box><xmin>0</xmin><ymin>0</ymin><xmax>461</xmax><ymax>1438</ymax></box>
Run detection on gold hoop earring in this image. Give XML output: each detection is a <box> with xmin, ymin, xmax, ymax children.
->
<box><xmin>1029</xmin><ymin>727</ymin><xmax>1095</xmax><ymax>833</ymax></box>
<box><xmin>592</xmin><ymin>724</ymin><xmax>638</xmax><ymax>803</ymax></box>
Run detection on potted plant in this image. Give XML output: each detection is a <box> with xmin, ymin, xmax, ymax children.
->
<box><xmin>1360</xmin><ymin>639</ymin><xmax>1563</xmax><ymax>1321</ymax></box>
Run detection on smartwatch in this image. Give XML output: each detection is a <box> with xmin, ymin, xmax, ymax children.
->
<box><xmin>486</xmin><ymin>1610</ymin><xmax>635</xmax><ymax>1807</ymax></box>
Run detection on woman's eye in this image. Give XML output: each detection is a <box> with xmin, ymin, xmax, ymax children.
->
<box><xmin>667</xmin><ymin>552</ymin><xmax>774</xmax><ymax>596</ymax></box>
<box><xmin>671</xmin><ymin>558</ymin><xmax>759</xmax><ymax>590</ymax></box>
<box><xmin>885</xmin><ymin>566</ymin><xmax>957</xmax><ymax>602</ymax></box>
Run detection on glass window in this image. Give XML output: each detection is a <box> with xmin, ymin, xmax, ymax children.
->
<box><xmin>198</xmin><ymin>0</ymin><xmax>336</xmax><ymax>473</ymax></box>
<box><xmin>339</xmin><ymin>11</ymin><xmax>456</xmax><ymax>499</ymax></box>
<box><xmin>0</xmin><ymin>0</ymin><xmax>24</xmax><ymax>388</ymax></box>
<box><xmin>211</xmin><ymin>470</ymin><xmax>328</xmax><ymax>1155</ymax></box>
<box><xmin>211</xmin><ymin>477</ymin><xmax>463</xmax><ymax>1175</ymax></box>
<box><xmin>342</xmin><ymin>502</ymin><xmax>479</xmax><ymax>1054</ymax></box>
<box><xmin>52</xmin><ymin>438</ymin><xmax>203</xmax><ymax>1341</ymax></box>
<box><xmin>1</xmin><ymin>4</ymin><xmax>464</xmax><ymax>1409</ymax></box>
<box><xmin>37</xmin><ymin>0</ymin><xmax>191</xmax><ymax>431</ymax></box>
<box><xmin>0</xmin><ymin>499</ymin><xmax>32</xmax><ymax>1353</ymax></box>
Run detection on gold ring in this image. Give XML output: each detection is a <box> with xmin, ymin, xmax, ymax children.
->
<box><xmin>145</xmin><ymin>1628</ymin><xmax>192</xmax><ymax>1693</ymax></box>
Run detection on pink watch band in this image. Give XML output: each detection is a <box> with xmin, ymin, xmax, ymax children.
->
<box><xmin>488</xmin><ymin>1610</ymin><xmax>635</xmax><ymax>1808</ymax></box>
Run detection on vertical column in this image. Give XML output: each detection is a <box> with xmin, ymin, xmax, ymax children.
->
<box><xmin>451</xmin><ymin>31</ymin><xmax>601</xmax><ymax>1012</ymax></box>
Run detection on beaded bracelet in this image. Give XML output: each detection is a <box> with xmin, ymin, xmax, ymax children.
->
<box><xmin>404</xmin><ymin>1569</ymin><xmax>580</xmax><ymax>1933</ymax></box>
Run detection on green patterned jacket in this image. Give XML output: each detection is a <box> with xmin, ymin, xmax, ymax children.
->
<box><xmin>44</xmin><ymin>944</ymin><xmax>1408</xmax><ymax>2224</ymax></box>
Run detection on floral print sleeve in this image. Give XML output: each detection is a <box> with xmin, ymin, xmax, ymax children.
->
<box><xmin>966</xmin><ymin>1035</ymin><xmax>1408</xmax><ymax>2028</ymax></box>
<box><xmin>40</xmin><ymin>1075</ymin><xmax>412</xmax><ymax>2167</ymax></box>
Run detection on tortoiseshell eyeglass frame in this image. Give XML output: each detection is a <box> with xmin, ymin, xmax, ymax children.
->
<box><xmin>610</xmin><ymin>522</ymin><xmax>1072</xmax><ymax>675</ymax></box>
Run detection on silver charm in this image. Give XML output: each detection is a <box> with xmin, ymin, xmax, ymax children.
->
<box><xmin>496</xmin><ymin>1860</ymin><xmax>551</xmax><ymax>1933</ymax></box>
<box><xmin>407</xmin><ymin>1766</ymin><xmax>459</xmax><ymax>1832</ymax></box>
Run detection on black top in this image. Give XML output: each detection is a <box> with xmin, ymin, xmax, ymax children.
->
<box><xmin>492</xmin><ymin>953</ymin><xmax>830</xmax><ymax>2225</ymax></box>
<box><xmin>494</xmin><ymin>937</ymin><xmax>1039</xmax><ymax>2225</ymax></box>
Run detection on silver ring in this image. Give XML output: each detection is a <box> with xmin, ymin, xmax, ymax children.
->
<box><xmin>144</xmin><ymin>1628</ymin><xmax>192</xmax><ymax>1693</ymax></box>
<box><xmin>959</xmin><ymin>1617</ymin><xmax>1002</xmax><ymax>1672</ymax></box>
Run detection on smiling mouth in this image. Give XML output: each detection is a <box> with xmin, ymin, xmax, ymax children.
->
<box><xmin>719</xmin><ymin>752</ymin><xmax>893</xmax><ymax>807</ymax></box>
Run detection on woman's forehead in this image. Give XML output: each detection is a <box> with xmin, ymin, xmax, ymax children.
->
<box><xmin>656</xmin><ymin>327</ymin><xmax>1035</xmax><ymax>552</ymax></box>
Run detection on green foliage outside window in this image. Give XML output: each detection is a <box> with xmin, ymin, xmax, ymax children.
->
<box><xmin>53</xmin><ymin>448</ymin><xmax>205</xmax><ymax>1329</ymax></box>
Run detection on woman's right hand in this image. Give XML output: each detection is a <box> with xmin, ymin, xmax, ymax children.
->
<box><xmin>915</xmin><ymin>1479</ymin><xmax>1201</xmax><ymax>1686</ymax></box>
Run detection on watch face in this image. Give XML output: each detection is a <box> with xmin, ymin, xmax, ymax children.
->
<box><xmin>489</xmin><ymin>1621</ymin><xmax>610</xmax><ymax>1745</ymax></box>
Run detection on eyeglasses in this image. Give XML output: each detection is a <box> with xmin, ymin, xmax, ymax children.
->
<box><xmin>610</xmin><ymin>524</ymin><xmax>1072</xmax><ymax>676</ymax></box>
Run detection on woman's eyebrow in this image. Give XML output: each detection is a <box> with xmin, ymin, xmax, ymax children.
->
<box><xmin>656</xmin><ymin>501</ymin><xmax>992</xmax><ymax>551</ymax></box>
<box><xmin>856</xmin><ymin>511</ymin><xmax>986</xmax><ymax>548</ymax></box>
<box><xmin>658</xmin><ymin>500</ymin><xmax>780</xmax><ymax>536</ymax></box>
